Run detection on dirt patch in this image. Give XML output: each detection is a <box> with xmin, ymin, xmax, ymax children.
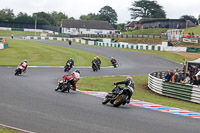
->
<box><xmin>169</xmin><ymin>52</ymin><xmax>200</xmax><ymax>60</ymax></box>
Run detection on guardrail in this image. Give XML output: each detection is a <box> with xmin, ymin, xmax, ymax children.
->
<box><xmin>76</xmin><ymin>34</ymin><xmax>168</xmax><ymax>39</ymax></box>
<box><xmin>148</xmin><ymin>72</ymin><xmax>200</xmax><ymax>104</ymax></box>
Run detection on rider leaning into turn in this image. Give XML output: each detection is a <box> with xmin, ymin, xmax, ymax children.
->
<box><xmin>96</xmin><ymin>56</ymin><xmax>101</xmax><ymax>70</ymax></box>
<box><xmin>20</xmin><ymin>59</ymin><xmax>28</xmax><ymax>72</ymax></box>
<box><xmin>113</xmin><ymin>76</ymin><xmax>135</xmax><ymax>103</ymax></box>
<box><xmin>67</xmin><ymin>57</ymin><xmax>74</xmax><ymax>68</ymax></box>
<box><xmin>62</xmin><ymin>69</ymin><xmax>80</xmax><ymax>91</ymax></box>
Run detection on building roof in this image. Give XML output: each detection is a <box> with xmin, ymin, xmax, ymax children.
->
<box><xmin>126</xmin><ymin>21</ymin><xmax>139</xmax><ymax>27</ymax></box>
<box><xmin>61</xmin><ymin>19</ymin><xmax>115</xmax><ymax>30</ymax></box>
<box><xmin>139</xmin><ymin>18</ymin><xmax>186</xmax><ymax>24</ymax></box>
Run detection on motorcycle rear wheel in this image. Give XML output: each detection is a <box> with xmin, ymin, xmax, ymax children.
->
<box><xmin>113</xmin><ymin>94</ymin><xmax>127</xmax><ymax>107</ymax></box>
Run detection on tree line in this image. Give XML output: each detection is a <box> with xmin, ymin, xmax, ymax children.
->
<box><xmin>0</xmin><ymin>0</ymin><xmax>199</xmax><ymax>31</ymax></box>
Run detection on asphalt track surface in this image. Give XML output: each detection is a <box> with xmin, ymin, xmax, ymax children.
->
<box><xmin>0</xmin><ymin>38</ymin><xmax>199</xmax><ymax>133</ymax></box>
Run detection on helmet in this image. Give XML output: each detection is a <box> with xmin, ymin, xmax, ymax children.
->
<box><xmin>94</xmin><ymin>57</ymin><xmax>96</xmax><ymax>59</ymax></box>
<box><xmin>24</xmin><ymin>59</ymin><xmax>28</xmax><ymax>63</ymax></box>
<box><xmin>75</xmin><ymin>69</ymin><xmax>80</xmax><ymax>74</ymax></box>
<box><xmin>111</xmin><ymin>57</ymin><xmax>114</xmax><ymax>59</ymax></box>
<box><xmin>96</xmin><ymin>56</ymin><xmax>99</xmax><ymax>58</ymax></box>
<box><xmin>126</xmin><ymin>76</ymin><xmax>132</xmax><ymax>81</ymax></box>
<box><xmin>70</xmin><ymin>57</ymin><xmax>73</xmax><ymax>60</ymax></box>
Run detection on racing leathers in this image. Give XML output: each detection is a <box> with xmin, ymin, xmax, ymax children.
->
<box><xmin>113</xmin><ymin>79</ymin><xmax>134</xmax><ymax>103</ymax></box>
<box><xmin>20</xmin><ymin>61</ymin><xmax>28</xmax><ymax>72</ymax></box>
<box><xmin>67</xmin><ymin>59</ymin><xmax>74</xmax><ymax>68</ymax></box>
<box><xmin>62</xmin><ymin>71</ymin><xmax>80</xmax><ymax>91</ymax></box>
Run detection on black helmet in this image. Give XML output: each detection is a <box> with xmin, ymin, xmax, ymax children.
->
<box><xmin>75</xmin><ymin>69</ymin><xmax>80</xmax><ymax>74</ymax></box>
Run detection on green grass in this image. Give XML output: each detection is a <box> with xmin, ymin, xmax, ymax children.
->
<box><xmin>78</xmin><ymin>76</ymin><xmax>200</xmax><ymax>112</ymax></box>
<box><xmin>0</xmin><ymin>39</ymin><xmax>111</xmax><ymax>66</ymax></box>
<box><xmin>184</xmin><ymin>26</ymin><xmax>200</xmax><ymax>35</ymax></box>
<box><xmin>123</xmin><ymin>28</ymin><xmax>169</xmax><ymax>35</ymax></box>
<box><xmin>0</xmin><ymin>30</ymin><xmax>40</xmax><ymax>36</ymax></box>
<box><xmin>0</xmin><ymin>127</ymin><xmax>19</xmax><ymax>133</ymax></box>
<box><xmin>115</xmin><ymin>38</ymin><xmax>166</xmax><ymax>44</ymax></box>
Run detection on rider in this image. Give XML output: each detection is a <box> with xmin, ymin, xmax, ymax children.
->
<box><xmin>67</xmin><ymin>57</ymin><xmax>74</xmax><ymax>68</ymax></box>
<box><xmin>113</xmin><ymin>76</ymin><xmax>134</xmax><ymax>103</ymax></box>
<box><xmin>92</xmin><ymin>57</ymin><xmax>98</xmax><ymax>67</ymax></box>
<box><xmin>96</xmin><ymin>56</ymin><xmax>101</xmax><ymax>70</ymax></box>
<box><xmin>20</xmin><ymin>59</ymin><xmax>28</xmax><ymax>72</ymax></box>
<box><xmin>110</xmin><ymin>57</ymin><xmax>117</xmax><ymax>64</ymax></box>
<box><xmin>62</xmin><ymin>69</ymin><xmax>80</xmax><ymax>91</ymax></box>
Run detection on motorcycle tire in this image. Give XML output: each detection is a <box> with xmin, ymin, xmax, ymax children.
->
<box><xmin>15</xmin><ymin>69</ymin><xmax>20</xmax><ymax>75</ymax></box>
<box><xmin>61</xmin><ymin>85</ymin><xmax>67</xmax><ymax>92</ymax></box>
<box><xmin>113</xmin><ymin>94</ymin><xmax>127</xmax><ymax>107</ymax></box>
<box><xmin>102</xmin><ymin>97</ymin><xmax>110</xmax><ymax>104</ymax></box>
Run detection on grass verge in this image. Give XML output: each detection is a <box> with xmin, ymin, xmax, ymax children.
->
<box><xmin>78</xmin><ymin>76</ymin><xmax>200</xmax><ymax>112</ymax></box>
<box><xmin>0</xmin><ymin>126</ymin><xmax>20</xmax><ymax>133</ymax></box>
<box><xmin>0</xmin><ymin>30</ymin><xmax>40</xmax><ymax>36</ymax></box>
<box><xmin>0</xmin><ymin>39</ymin><xmax>110</xmax><ymax>66</ymax></box>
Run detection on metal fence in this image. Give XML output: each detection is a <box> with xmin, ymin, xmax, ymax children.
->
<box><xmin>0</xmin><ymin>21</ymin><xmax>61</xmax><ymax>32</ymax></box>
<box><xmin>148</xmin><ymin>72</ymin><xmax>200</xmax><ymax>104</ymax></box>
<box><xmin>76</xmin><ymin>34</ymin><xmax>168</xmax><ymax>39</ymax></box>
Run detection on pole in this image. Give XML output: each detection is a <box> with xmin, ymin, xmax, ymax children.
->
<box><xmin>35</xmin><ymin>19</ymin><xmax>37</xmax><ymax>36</ymax></box>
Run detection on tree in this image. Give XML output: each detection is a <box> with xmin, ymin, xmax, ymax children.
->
<box><xmin>181</xmin><ymin>15</ymin><xmax>198</xmax><ymax>25</ymax></box>
<box><xmin>129</xmin><ymin>0</ymin><xmax>166</xmax><ymax>19</ymax></box>
<box><xmin>0</xmin><ymin>8</ymin><xmax>15</xmax><ymax>21</ymax></box>
<box><xmin>99</xmin><ymin>6</ymin><xmax>118</xmax><ymax>26</ymax></box>
<box><xmin>116</xmin><ymin>23</ymin><xmax>126</xmax><ymax>32</ymax></box>
<box><xmin>15</xmin><ymin>12</ymin><xmax>34</xmax><ymax>23</ymax></box>
<box><xmin>51</xmin><ymin>11</ymin><xmax>68</xmax><ymax>26</ymax></box>
<box><xmin>80</xmin><ymin>13</ymin><xmax>100</xmax><ymax>21</ymax></box>
<box><xmin>33</xmin><ymin>12</ymin><xmax>54</xmax><ymax>25</ymax></box>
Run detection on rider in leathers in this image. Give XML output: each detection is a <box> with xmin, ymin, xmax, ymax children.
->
<box><xmin>20</xmin><ymin>59</ymin><xmax>28</xmax><ymax>72</ymax></box>
<box><xmin>67</xmin><ymin>58</ymin><xmax>74</xmax><ymax>68</ymax></box>
<box><xmin>62</xmin><ymin>69</ymin><xmax>80</xmax><ymax>91</ymax></box>
<box><xmin>113</xmin><ymin>77</ymin><xmax>134</xmax><ymax>103</ymax></box>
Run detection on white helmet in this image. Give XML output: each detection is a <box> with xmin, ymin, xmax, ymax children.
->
<box><xmin>126</xmin><ymin>76</ymin><xmax>132</xmax><ymax>81</ymax></box>
<box><xmin>24</xmin><ymin>59</ymin><xmax>28</xmax><ymax>63</ymax></box>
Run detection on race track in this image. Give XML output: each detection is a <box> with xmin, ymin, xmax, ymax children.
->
<box><xmin>0</xmin><ymin>39</ymin><xmax>199</xmax><ymax>133</ymax></box>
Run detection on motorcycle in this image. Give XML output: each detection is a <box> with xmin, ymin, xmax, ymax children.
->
<box><xmin>111</xmin><ymin>60</ymin><xmax>118</xmax><ymax>68</ymax></box>
<box><xmin>102</xmin><ymin>85</ymin><xmax>133</xmax><ymax>107</ymax></box>
<box><xmin>92</xmin><ymin>62</ymin><xmax>98</xmax><ymax>72</ymax></box>
<box><xmin>55</xmin><ymin>78</ymin><xmax>75</xmax><ymax>93</ymax></box>
<box><xmin>64</xmin><ymin>63</ymin><xmax>71</xmax><ymax>72</ymax></box>
<box><xmin>15</xmin><ymin>66</ymin><xmax>24</xmax><ymax>75</ymax></box>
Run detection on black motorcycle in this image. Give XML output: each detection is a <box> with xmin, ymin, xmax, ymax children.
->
<box><xmin>15</xmin><ymin>66</ymin><xmax>24</xmax><ymax>75</ymax></box>
<box><xmin>111</xmin><ymin>60</ymin><xmax>118</xmax><ymax>68</ymax></box>
<box><xmin>102</xmin><ymin>85</ymin><xmax>133</xmax><ymax>107</ymax></box>
<box><xmin>92</xmin><ymin>62</ymin><xmax>98</xmax><ymax>72</ymax></box>
<box><xmin>64</xmin><ymin>63</ymin><xmax>71</xmax><ymax>72</ymax></box>
<box><xmin>55</xmin><ymin>78</ymin><xmax>75</xmax><ymax>93</ymax></box>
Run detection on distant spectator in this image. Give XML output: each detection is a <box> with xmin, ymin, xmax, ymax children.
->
<box><xmin>11</xmin><ymin>34</ymin><xmax>14</xmax><ymax>39</ymax></box>
<box><xmin>165</xmin><ymin>71</ymin><xmax>171</xmax><ymax>81</ymax></box>
<box><xmin>191</xmin><ymin>76</ymin><xmax>198</xmax><ymax>85</ymax></box>
<box><xmin>183</xmin><ymin>72</ymin><xmax>190</xmax><ymax>84</ymax></box>
<box><xmin>1</xmin><ymin>39</ymin><xmax>4</xmax><ymax>44</ymax></box>
<box><xmin>197</xmin><ymin>75</ymin><xmax>200</xmax><ymax>86</ymax></box>
<box><xmin>192</xmin><ymin>32</ymin><xmax>194</xmax><ymax>38</ymax></box>
<box><xmin>170</xmin><ymin>70</ymin><xmax>176</xmax><ymax>83</ymax></box>
<box><xmin>69</xmin><ymin>40</ymin><xmax>72</xmax><ymax>45</ymax></box>
<box><xmin>174</xmin><ymin>71</ymin><xmax>180</xmax><ymax>82</ymax></box>
<box><xmin>4</xmin><ymin>40</ymin><xmax>7</xmax><ymax>44</ymax></box>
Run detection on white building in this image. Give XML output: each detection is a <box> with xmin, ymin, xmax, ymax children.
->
<box><xmin>61</xmin><ymin>19</ymin><xmax>115</xmax><ymax>35</ymax></box>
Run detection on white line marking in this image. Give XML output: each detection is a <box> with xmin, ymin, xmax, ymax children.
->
<box><xmin>0</xmin><ymin>123</ymin><xmax>35</xmax><ymax>133</ymax></box>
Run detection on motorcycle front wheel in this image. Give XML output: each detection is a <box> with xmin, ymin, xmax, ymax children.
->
<box><xmin>102</xmin><ymin>97</ymin><xmax>110</xmax><ymax>104</ymax></box>
<box><xmin>113</xmin><ymin>94</ymin><xmax>127</xmax><ymax>107</ymax></box>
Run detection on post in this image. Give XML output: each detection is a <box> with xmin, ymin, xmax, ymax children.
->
<box><xmin>35</xmin><ymin>19</ymin><xmax>37</xmax><ymax>36</ymax></box>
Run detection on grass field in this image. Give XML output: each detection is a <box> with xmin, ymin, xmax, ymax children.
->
<box><xmin>122</xmin><ymin>26</ymin><xmax>200</xmax><ymax>36</ymax></box>
<box><xmin>0</xmin><ymin>39</ymin><xmax>111</xmax><ymax>66</ymax></box>
<box><xmin>123</xmin><ymin>28</ymin><xmax>169</xmax><ymax>35</ymax></box>
<box><xmin>78</xmin><ymin>76</ymin><xmax>200</xmax><ymax>112</ymax></box>
<box><xmin>0</xmin><ymin>30</ymin><xmax>40</xmax><ymax>36</ymax></box>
